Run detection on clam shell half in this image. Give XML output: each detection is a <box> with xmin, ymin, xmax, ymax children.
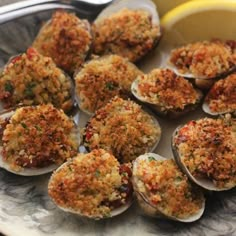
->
<box><xmin>0</xmin><ymin>107</ymin><xmax>80</xmax><ymax>176</ymax></box>
<box><xmin>172</xmin><ymin>121</ymin><xmax>236</xmax><ymax>191</ymax></box>
<box><xmin>132</xmin><ymin>153</ymin><xmax>205</xmax><ymax>222</ymax></box>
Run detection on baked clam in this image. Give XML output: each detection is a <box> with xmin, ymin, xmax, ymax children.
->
<box><xmin>0</xmin><ymin>48</ymin><xmax>75</xmax><ymax>113</ymax></box>
<box><xmin>0</xmin><ymin>104</ymin><xmax>79</xmax><ymax>176</ymax></box>
<box><xmin>74</xmin><ymin>54</ymin><xmax>143</xmax><ymax>115</ymax></box>
<box><xmin>48</xmin><ymin>149</ymin><xmax>133</xmax><ymax>219</ymax></box>
<box><xmin>92</xmin><ymin>0</ymin><xmax>161</xmax><ymax>62</ymax></box>
<box><xmin>33</xmin><ymin>10</ymin><xmax>92</xmax><ymax>75</ymax></box>
<box><xmin>83</xmin><ymin>96</ymin><xmax>161</xmax><ymax>163</ymax></box>
<box><xmin>168</xmin><ymin>40</ymin><xmax>236</xmax><ymax>89</ymax></box>
<box><xmin>172</xmin><ymin>115</ymin><xmax>236</xmax><ymax>191</ymax></box>
<box><xmin>131</xmin><ymin>68</ymin><xmax>203</xmax><ymax>118</ymax></box>
<box><xmin>132</xmin><ymin>153</ymin><xmax>205</xmax><ymax>222</ymax></box>
<box><xmin>202</xmin><ymin>73</ymin><xmax>236</xmax><ymax>116</ymax></box>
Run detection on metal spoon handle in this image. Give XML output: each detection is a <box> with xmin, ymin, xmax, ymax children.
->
<box><xmin>0</xmin><ymin>0</ymin><xmax>111</xmax><ymax>24</ymax></box>
<box><xmin>0</xmin><ymin>0</ymin><xmax>111</xmax><ymax>15</ymax></box>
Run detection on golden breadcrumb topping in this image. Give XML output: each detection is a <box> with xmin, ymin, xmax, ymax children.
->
<box><xmin>169</xmin><ymin>40</ymin><xmax>236</xmax><ymax>78</ymax></box>
<box><xmin>75</xmin><ymin>55</ymin><xmax>143</xmax><ymax>113</ymax></box>
<box><xmin>1</xmin><ymin>104</ymin><xmax>79</xmax><ymax>171</ymax></box>
<box><xmin>48</xmin><ymin>149</ymin><xmax>133</xmax><ymax>219</ymax></box>
<box><xmin>205</xmin><ymin>74</ymin><xmax>236</xmax><ymax>113</ymax></box>
<box><xmin>173</xmin><ymin>116</ymin><xmax>236</xmax><ymax>189</ymax></box>
<box><xmin>33</xmin><ymin>10</ymin><xmax>92</xmax><ymax>74</ymax></box>
<box><xmin>134</xmin><ymin>158</ymin><xmax>204</xmax><ymax>219</ymax></box>
<box><xmin>92</xmin><ymin>8</ymin><xmax>160</xmax><ymax>62</ymax></box>
<box><xmin>0</xmin><ymin>48</ymin><xmax>73</xmax><ymax>112</ymax></box>
<box><xmin>133</xmin><ymin>68</ymin><xmax>201</xmax><ymax>111</ymax></box>
<box><xmin>84</xmin><ymin>97</ymin><xmax>161</xmax><ymax>163</ymax></box>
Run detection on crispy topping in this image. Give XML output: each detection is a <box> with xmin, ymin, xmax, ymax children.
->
<box><xmin>33</xmin><ymin>10</ymin><xmax>92</xmax><ymax>74</ymax></box>
<box><xmin>205</xmin><ymin>74</ymin><xmax>236</xmax><ymax>113</ymax></box>
<box><xmin>0</xmin><ymin>48</ymin><xmax>73</xmax><ymax>112</ymax></box>
<box><xmin>48</xmin><ymin>149</ymin><xmax>133</xmax><ymax>219</ymax></box>
<box><xmin>92</xmin><ymin>8</ymin><xmax>160</xmax><ymax>62</ymax></box>
<box><xmin>1</xmin><ymin>104</ymin><xmax>79</xmax><ymax>171</ymax></box>
<box><xmin>174</xmin><ymin>116</ymin><xmax>236</xmax><ymax>189</ymax></box>
<box><xmin>75</xmin><ymin>55</ymin><xmax>143</xmax><ymax>113</ymax></box>
<box><xmin>134</xmin><ymin>158</ymin><xmax>204</xmax><ymax>219</ymax></box>
<box><xmin>169</xmin><ymin>40</ymin><xmax>236</xmax><ymax>78</ymax></box>
<box><xmin>133</xmin><ymin>69</ymin><xmax>201</xmax><ymax>111</ymax></box>
<box><xmin>84</xmin><ymin>97</ymin><xmax>161</xmax><ymax>163</ymax></box>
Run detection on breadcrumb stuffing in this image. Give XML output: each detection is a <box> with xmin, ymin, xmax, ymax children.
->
<box><xmin>133</xmin><ymin>68</ymin><xmax>201</xmax><ymax>111</ymax></box>
<box><xmin>0</xmin><ymin>48</ymin><xmax>73</xmax><ymax>112</ymax></box>
<box><xmin>33</xmin><ymin>10</ymin><xmax>92</xmax><ymax>74</ymax></box>
<box><xmin>92</xmin><ymin>8</ymin><xmax>160</xmax><ymax>62</ymax></box>
<box><xmin>133</xmin><ymin>158</ymin><xmax>204</xmax><ymax>219</ymax></box>
<box><xmin>84</xmin><ymin>97</ymin><xmax>161</xmax><ymax>163</ymax></box>
<box><xmin>48</xmin><ymin>149</ymin><xmax>133</xmax><ymax>219</ymax></box>
<box><xmin>173</xmin><ymin>116</ymin><xmax>236</xmax><ymax>189</ymax></box>
<box><xmin>1</xmin><ymin>104</ymin><xmax>79</xmax><ymax>171</ymax></box>
<box><xmin>205</xmin><ymin>73</ymin><xmax>236</xmax><ymax>114</ymax></box>
<box><xmin>75</xmin><ymin>55</ymin><xmax>143</xmax><ymax>113</ymax></box>
<box><xmin>169</xmin><ymin>40</ymin><xmax>236</xmax><ymax>78</ymax></box>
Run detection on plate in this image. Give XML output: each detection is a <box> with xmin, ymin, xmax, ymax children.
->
<box><xmin>0</xmin><ymin>1</ymin><xmax>236</xmax><ymax>236</ymax></box>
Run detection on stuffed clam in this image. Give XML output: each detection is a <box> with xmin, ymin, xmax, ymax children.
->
<box><xmin>132</xmin><ymin>153</ymin><xmax>205</xmax><ymax>222</ymax></box>
<box><xmin>48</xmin><ymin>149</ymin><xmax>133</xmax><ymax>219</ymax></box>
<box><xmin>131</xmin><ymin>68</ymin><xmax>203</xmax><ymax>118</ymax></box>
<box><xmin>0</xmin><ymin>104</ymin><xmax>79</xmax><ymax>176</ymax></box>
<box><xmin>172</xmin><ymin>115</ymin><xmax>236</xmax><ymax>191</ymax></box>
<box><xmin>168</xmin><ymin>40</ymin><xmax>236</xmax><ymax>89</ymax></box>
<box><xmin>83</xmin><ymin>96</ymin><xmax>161</xmax><ymax>163</ymax></box>
<box><xmin>92</xmin><ymin>0</ymin><xmax>161</xmax><ymax>62</ymax></box>
<box><xmin>33</xmin><ymin>10</ymin><xmax>92</xmax><ymax>75</ymax></box>
<box><xmin>0</xmin><ymin>48</ymin><xmax>75</xmax><ymax>113</ymax></box>
<box><xmin>74</xmin><ymin>54</ymin><xmax>143</xmax><ymax>115</ymax></box>
<box><xmin>203</xmin><ymin>73</ymin><xmax>236</xmax><ymax>116</ymax></box>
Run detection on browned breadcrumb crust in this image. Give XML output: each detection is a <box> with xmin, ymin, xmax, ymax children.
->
<box><xmin>133</xmin><ymin>68</ymin><xmax>201</xmax><ymax>111</ymax></box>
<box><xmin>1</xmin><ymin>104</ymin><xmax>79</xmax><ymax>171</ymax></box>
<box><xmin>84</xmin><ymin>97</ymin><xmax>161</xmax><ymax>163</ymax></box>
<box><xmin>0</xmin><ymin>48</ymin><xmax>73</xmax><ymax>112</ymax></box>
<box><xmin>169</xmin><ymin>40</ymin><xmax>236</xmax><ymax>78</ymax></box>
<box><xmin>92</xmin><ymin>8</ymin><xmax>160</xmax><ymax>62</ymax></box>
<box><xmin>134</xmin><ymin>158</ymin><xmax>204</xmax><ymax>219</ymax></box>
<box><xmin>75</xmin><ymin>54</ymin><xmax>143</xmax><ymax>113</ymax></box>
<box><xmin>173</xmin><ymin>116</ymin><xmax>236</xmax><ymax>189</ymax></box>
<box><xmin>205</xmin><ymin>73</ymin><xmax>236</xmax><ymax>113</ymax></box>
<box><xmin>48</xmin><ymin>149</ymin><xmax>133</xmax><ymax>219</ymax></box>
<box><xmin>33</xmin><ymin>10</ymin><xmax>92</xmax><ymax>74</ymax></box>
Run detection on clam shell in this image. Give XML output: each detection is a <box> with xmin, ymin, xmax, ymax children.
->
<box><xmin>48</xmin><ymin>154</ymin><xmax>133</xmax><ymax>219</ymax></box>
<box><xmin>0</xmin><ymin>107</ymin><xmax>80</xmax><ymax>176</ymax></box>
<box><xmin>131</xmin><ymin>73</ymin><xmax>203</xmax><ymax>118</ymax></box>
<box><xmin>95</xmin><ymin>0</ymin><xmax>160</xmax><ymax>26</ymax></box>
<box><xmin>83</xmin><ymin>104</ymin><xmax>161</xmax><ymax>162</ymax></box>
<box><xmin>172</xmin><ymin>123</ymin><xmax>236</xmax><ymax>191</ymax></box>
<box><xmin>132</xmin><ymin>153</ymin><xmax>205</xmax><ymax>222</ymax></box>
<box><xmin>93</xmin><ymin>0</ymin><xmax>161</xmax><ymax>62</ymax></box>
<box><xmin>0</xmin><ymin>52</ymin><xmax>76</xmax><ymax>114</ymax></box>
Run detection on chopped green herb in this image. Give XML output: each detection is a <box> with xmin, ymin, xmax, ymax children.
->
<box><xmin>175</xmin><ymin>176</ymin><xmax>183</xmax><ymax>182</ymax></box>
<box><xmin>148</xmin><ymin>156</ymin><xmax>156</xmax><ymax>161</ymax></box>
<box><xmin>35</xmin><ymin>125</ymin><xmax>42</xmax><ymax>131</ymax></box>
<box><xmin>105</xmin><ymin>82</ymin><xmax>116</xmax><ymax>91</ymax></box>
<box><xmin>95</xmin><ymin>169</ymin><xmax>101</xmax><ymax>177</ymax></box>
<box><xmin>24</xmin><ymin>82</ymin><xmax>37</xmax><ymax>97</ymax></box>
<box><xmin>21</xmin><ymin>122</ymin><xmax>27</xmax><ymax>129</ymax></box>
<box><xmin>4</xmin><ymin>81</ymin><xmax>14</xmax><ymax>93</ymax></box>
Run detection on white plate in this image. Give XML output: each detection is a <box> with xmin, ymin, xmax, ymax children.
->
<box><xmin>0</xmin><ymin>2</ymin><xmax>236</xmax><ymax>236</ymax></box>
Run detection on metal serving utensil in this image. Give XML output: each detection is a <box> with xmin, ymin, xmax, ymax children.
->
<box><xmin>0</xmin><ymin>0</ymin><xmax>112</xmax><ymax>24</ymax></box>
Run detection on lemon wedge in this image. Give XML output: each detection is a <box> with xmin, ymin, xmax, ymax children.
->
<box><xmin>161</xmin><ymin>0</ymin><xmax>236</xmax><ymax>46</ymax></box>
<box><xmin>153</xmin><ymin>0</ymin><xmax>194</xmax><ymax>17</ymax></box>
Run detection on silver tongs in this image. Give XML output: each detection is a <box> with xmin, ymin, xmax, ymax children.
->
<box><xmin>0</xmin><ymin>0</ymin><xmax>112</xmax><ymax>24</ymax></box>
